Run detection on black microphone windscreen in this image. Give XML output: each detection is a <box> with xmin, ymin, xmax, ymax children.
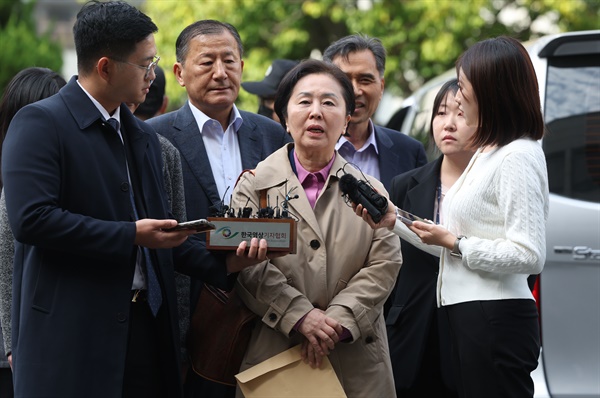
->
<box><xmin>339</xmin><ymin>172</ymin><xmax>387</xmax><ymax>223</ymax></box>
<box><xmin>339</xmin><ymin>173</ymin><xmax>359</xmax><ymax>195</ymax></box>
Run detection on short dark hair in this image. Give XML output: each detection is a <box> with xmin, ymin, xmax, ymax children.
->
<box><xmin>135</xmin><ymin>65</ymin><xmax>165</xmax><ymax>119</ymax></box>
<box><xmin>456</xmin><ymin>36</ymin><xmax>544</xmax><ymax>147</ymax></box>
<box><xmin>176</xmin><ymin>20</ymin><xmax>243</xmax><ymax>64</ymax></box>
<box><xmin>73</xmin><ymin>1</ymin><xmax>158</xmax><ymax>75</ymax></box>
<box><xmin>0</xmin><ymin>67</ymin><xmax>67</xmax><ymax>185</ymax></box>
<box><xmin>429</xmin><ymin>78</ymin><xmax>460</xmax><ymax>138</ymax></box>
<box><xmin>274</xmin><ymin>59</ymin><xmax>355</xmax><ymax>131</ymax></box>
<box><xmin>323</xmin><ymin>34</ymin><xmax>386</xmax><ymax>77</ymax></box>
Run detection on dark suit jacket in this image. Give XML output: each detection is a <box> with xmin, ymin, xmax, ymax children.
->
<box><xmin>386</xmin><ymin>156</ymin><xmax>455</xmax><ymax>393</ymax></box>
<box><xmin>1</xmin><ymin>77</ymin><xmax>230</xmax><ymax>397</ymax></box>
<box><xmin>374</xmin><ymin>124</ymin><xmax>428</xmax><ymax>191</ymax></box>
<box><xmin>148</xmin><ymin>104</ymin><xmax>292</xmax><ymax>226</ymax></box>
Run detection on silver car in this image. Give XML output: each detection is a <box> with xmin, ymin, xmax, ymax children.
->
<box><xmin>392</xmin><ymin>30</ymin><xmax>600</xmax><ymax>398</ymax></box>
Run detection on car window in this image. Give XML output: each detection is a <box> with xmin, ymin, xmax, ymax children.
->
<box><xmin>543</xmin><ymin>54</ymin><xmax>600</xmax><ymax>203</ymax></box>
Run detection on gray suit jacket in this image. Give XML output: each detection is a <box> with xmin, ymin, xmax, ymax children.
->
<box><xmin>0</xmin><ymin>190</ymin><xmax>11</xmax><ymax>369</ymax></box>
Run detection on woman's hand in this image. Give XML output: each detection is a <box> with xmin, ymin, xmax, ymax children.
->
<box><xmin>298</xmin><ymin>309</ymin><xmax>343</xmax><ymax>368</ymax></box>
<box><xmin>353</xmin><ymin>197</ymin><xmax>396</xmax><ymax>230</ymax></box>
<box><xmin>408</xmin><ymin>221</ymin><xmax>456</xmax><ymax>250</ymax></box>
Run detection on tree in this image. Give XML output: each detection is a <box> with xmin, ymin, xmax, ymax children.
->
<box><xmin>0</xmin><ymin>0</ymin><xmax>63</xmax><ymax>95</ymax></box>
<box><xmin>142</xmin><ymin>0</ymin><xmax>600</xmax><ymax>113</ymax></box>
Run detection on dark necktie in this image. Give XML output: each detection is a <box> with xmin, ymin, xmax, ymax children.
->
<box><xmin>108</xmin><ymin>118</ymin><xmax>163</xmax><ymax>316</ymax></box>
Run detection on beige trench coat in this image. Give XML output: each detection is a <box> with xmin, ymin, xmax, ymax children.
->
<box><xmin>233</xmin><ymin>144</ymin><xmax>402</xmax><ymax>398</ymax></box>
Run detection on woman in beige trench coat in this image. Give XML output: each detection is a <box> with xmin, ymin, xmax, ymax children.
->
<box><xmin>232</xmin><ymin>59</ymin><xmax>402</xmax><ymax>398</ymax></box>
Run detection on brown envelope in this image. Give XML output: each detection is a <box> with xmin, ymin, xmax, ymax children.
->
<box><xmin>235</xmin><ymin>345</ymin><xmax>347</xmax><ymax>398</ymax></box>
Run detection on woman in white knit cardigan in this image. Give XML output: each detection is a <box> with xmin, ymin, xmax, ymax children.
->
<box><xmin>355</xmin><ymin>36</ymin><xmax>549</xmax><ymax>398</ymax></box>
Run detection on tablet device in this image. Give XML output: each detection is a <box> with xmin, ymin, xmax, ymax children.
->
<box><xmin>164</xmin><ymin>219</ymin><xmax>216</xmax><ymax>233</ymax></box>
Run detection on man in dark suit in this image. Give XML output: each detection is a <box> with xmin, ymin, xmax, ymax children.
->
<box><xmin>1</xmin><ymin>3</ymin><xmax>266</xmax><ymax>397</ymax></box>
<box><xmin>323</xmin><ymin>34</ymin><xmax>428</xmax><ymax>191</ymax></box>
<box><xmin>147</xmin><ymin>20</ymin><xmax>291</xmax><ymax>398</ymax></box>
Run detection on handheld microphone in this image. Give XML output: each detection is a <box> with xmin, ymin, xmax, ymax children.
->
<box><xmin>339</xmin><ymin>173</ymin><xmax>388</xmax><ymax>223</ymax></box>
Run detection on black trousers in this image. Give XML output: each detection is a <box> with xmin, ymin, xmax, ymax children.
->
<box><xmin>0</xmin><ymin>367</ymin><xmax>14</xmax><ymax>398</ymax></box>
<box><xmin>122</xmin><ymin>296</ymin><xmax>168</xmax><ymax>398</ymax></box>
<box><xmin>445</xmin><ymin>299</ymin><xmax>540</xmax><ymax>398</ymax></box>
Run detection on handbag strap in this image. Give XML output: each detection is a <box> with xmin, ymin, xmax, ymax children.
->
<box><xmin>259</xmin><ymin>188</ymin><xmax>267</xmax><ymax>209</ymax></box>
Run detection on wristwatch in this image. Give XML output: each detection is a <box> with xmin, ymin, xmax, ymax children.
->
<box><xmin>450</xmin><ymin>235</ymin><xmax>466</xmax><ymax>258</ymax></box>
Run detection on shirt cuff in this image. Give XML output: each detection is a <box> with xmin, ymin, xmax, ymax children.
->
<box><xmin>293</xmin><ymin>313</ymin><xmax>308</xmax><ymax>331</ymax></box>
<box><xmin>338</xmin><ymin>327</ymin><xmax>352</xmax><ymax>342</ymax></box>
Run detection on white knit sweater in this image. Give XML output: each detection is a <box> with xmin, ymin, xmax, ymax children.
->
<box><xmin>393</xmin><ymin>138</ymin><xmax>549</xmax><ymax>307</ymax></box>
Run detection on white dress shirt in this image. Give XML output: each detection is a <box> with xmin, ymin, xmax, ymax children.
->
<box><xmin>189</xmin><ymin>101</ymin><xmax>243</xmax><ymax>205</ymax></box>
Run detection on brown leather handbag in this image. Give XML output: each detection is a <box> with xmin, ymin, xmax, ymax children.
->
<box><xmin>188</xmin><ymin>177</ymin><xmax>264</xmax><ymax>385</ymax></box>
<box><xmin>187</xmin><ymin>283</ymin><xmax>257</xmax><ymax>386</ymax></box>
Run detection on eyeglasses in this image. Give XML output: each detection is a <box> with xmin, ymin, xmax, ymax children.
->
<box><xmin>112</xmin><ymin>55</ymin><xmax>160</xmax><ymax>80</ymax></box>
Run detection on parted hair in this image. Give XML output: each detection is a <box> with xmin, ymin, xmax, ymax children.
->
<box><xmin>456</xmin><ymin>36</ymin><xmax>545</xmax><ymax>148</ymax></box>
<box><xmin>274</xmin><ymin>59</ymin><xmax>355</xmax><ymax>132</ymax></box>
<box><xmin>73</xmin><ymin>1</ymin><xmax>158</xmax><ymax>76</ymax></box>
<box><xmin>429</xmin><ymin>78</ymin><xmax>460</xmax><ymax>138</ymax></box>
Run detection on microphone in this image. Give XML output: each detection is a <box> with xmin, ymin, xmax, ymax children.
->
<box><xmin>339</xmin><ymin>173</ymin><xmax>388</xmax><ymax>223</ymax></box>
<box><xmin>209</xmin><ymin>186</ymin><xmax>231</xmax><ymax>217</ymax></box>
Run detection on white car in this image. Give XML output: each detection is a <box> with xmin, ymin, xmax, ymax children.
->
<box><xmin>391</xmin><ymin>30</ymin><xmax>600</xmax><ymax>398</ymax></box>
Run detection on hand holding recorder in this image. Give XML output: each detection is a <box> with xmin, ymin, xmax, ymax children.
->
<box><xmin>339</xmin><ymin>173</ymin><xmax>388</xmax><ymax>223</ymax></box>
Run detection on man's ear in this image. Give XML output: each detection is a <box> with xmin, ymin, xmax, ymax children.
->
<box><xmin>174</xmin><ymin>63</ymin><xmax>185</xmax><ymax>87</ymax></box>
<box><xmin>97</xmin><ymin>57</ymin><xmax>113</xmax><ymax>82</ymax></box>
